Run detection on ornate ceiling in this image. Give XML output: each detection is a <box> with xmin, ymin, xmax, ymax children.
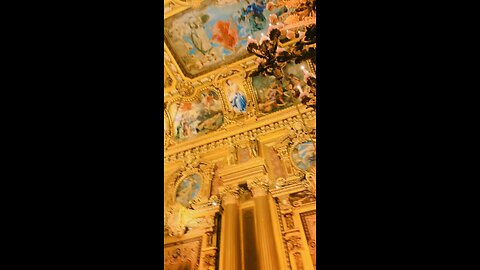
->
<box><xmin>164</xmin><ymin>0</ymin><xmax>316</xmax><ymax>156</ymax></box>
<box><xmin>163</xmin><ymin>5</ymin><xmax>317</xmax><ymax>264</ymax></box>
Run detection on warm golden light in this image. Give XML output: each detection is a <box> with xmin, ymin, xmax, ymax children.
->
<box><xmin>164</xmin><ymin>0</ymin><xmax>316</xmax><ymax>268</ymax></box>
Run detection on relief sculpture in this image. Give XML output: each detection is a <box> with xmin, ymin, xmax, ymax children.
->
<box><xmin>300</xmin><ymin>210</ymin><xmax>316</xmax><ymax>268</ymax></box>
<box><xmin>164</xmin><ymin>237</ymin><xmax>202</xmax><ymax>270</ymax></box>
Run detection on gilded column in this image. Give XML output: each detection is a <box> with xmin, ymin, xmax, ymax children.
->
<box><xmin>248</xmin><ymin>177</ymin><xmax>283</xmax><ymax>270</ymax></box>
<box><xmin>219</xmin><ymin>185</ymin><xmax>241</xmax><ymax>270</ymax></box>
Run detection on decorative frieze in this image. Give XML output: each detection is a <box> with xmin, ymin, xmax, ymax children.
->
<box><xmin>288</xmin><ymin>191</ymin><xmax>316</xmax><ymax>207</ymax></box>
<box><xmin>202</xmin><ymin>253</ymin><xmax>216</xmax><ymax>267</ymax></box>
<box><xmin>164</xmin><ymin>110</ymin><xmax>316</xmax><ymax>163</ymax></box>
<box><xmin>293</xmin><ymin>252</ymin><xmax>304</xmax><ymax>270</ymax></box>
<box><xmin>164</xmin><ymin>236</ymin><xmax>203</xmax><ymax>270</ymax></box>
<box><xmin>284</xmin><ymin>213</ymin><xmax>295</xmax><ymax>229</ymax></box>
<box><xmin>286</xmin><ymin>235</ymin><xmax>303</xmax><ymax>252</ymax></box>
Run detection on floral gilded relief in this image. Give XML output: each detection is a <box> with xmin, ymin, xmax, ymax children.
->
<box><xmin>164</xmin><ymin>237</ymin><xmax>202</xmax><ymax>270</ymax></box>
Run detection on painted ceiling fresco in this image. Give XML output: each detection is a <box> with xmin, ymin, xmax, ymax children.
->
<box><xmin>164</xmin><ymin>0</ymin><xmax>317</xmax><ymax>145</ymax></box>
<box><xmin>164</xmin><ymin>61</ymin><xmax>314</xmax><ymax>143</ymax></box>
<box><xmin>164</xmin><ymin>0</ymin><xmax>293</xmax><ymax>78</ymax></box>
<box><xmin>252</xmin><ymin>61</ymin><xmax>308</xmax><ymax>114</ymax></box>
<box><xmin>169</xmin><ymin>88</ymin><xmax>224</xmax><ymax>141</ymax></box>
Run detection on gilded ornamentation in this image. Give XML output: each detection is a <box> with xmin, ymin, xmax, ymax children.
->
<box><xmin>303</xmin><ymin>167</ymin><xmax>316</xmax><ymax>197</ymax></box>
<box><xmin>190</xmin><ymin>215</ymin><xmax>216</xmax><ymax>229</ymax></box>
<box><xmin>293</xmin><ymin>252</ymin><xmax>304</xmax><ymax>270</ymax></box>
<box><xmin>164</xmin><ymin>237</ymin><xmax>202</xmax><ymax>268</ymax></box>
<box><xmin>166</xmin><ymin>160</ymin><xmax>215</xmax><ymax>210</ymax></box>
<box><xmin>164</xmin><ymin>2</ymin><xmax>177</xmax><ymax>14</ymax></box>
<box><xmin>219</xmin><ymin>184</ymin><xmax>240</xmax><ymax>205</ymax></box>
<box><xmin>227</xmin><ymin>144</ymin><xmax>237</xmax><ymax>166</ymax></box>
<box><xmin>274</xmin><ymin>143</ymin><xmax>295</xmax><ymax>175</ymax></box>
<box><xmin>184</xmin><ymin>152</ymin><xmax>200</xmax><ymax>169</ymax></box>
<box><xmin>177</xmin><ymin>81</ymin><xmax>196</xmax><ymax>97</ymax></box>
<box><xmin>164</xmin><ymin>49</ymin><xmax>184</xmax><ymax>85</ymax></box>
<box><xmin>164</xmin><ymin>203</ymin><xmax>196</xmax><ymax>237</ymax></box>
<box><xmin>189</xmin><ymin>0</ymin><xmax>202</xmax><ymax>9</ymax></box>
<box><xmin>165</xmin><ymin>68</ymin><xmax>174</xmax><ymax>88</ymax></box>
<box><xmin>164</xmin><ymin>110</ymin><xmax>316</xmax><ymax>163</ymax></box>
<box><xmin>271</xmin><ymin>123</ymin><xmax>316</xmax><ymax>181</ymax></box>
<box><xmin>247</xmin><ymin>176</ymin><xmax>270</xmax><ymax>197</ymax></box>
<box><xmin>164</xmin><ymin>136</ymin><xmax>176</xmax><ymax>150</ymax></box>
<box><xmin>272</xmin><ymin>177</ymin><xmax>286</xmax><ymax>189</ymax></box>
<box><xmin>163</xmin><ymin>0</ymin><xmax>317</xmax><ymax>147</ymax></box>
<box><xmin>248</xmin><ymin>135</ymin><xmax>259</xmax><ymax>157</ymax></box>
<box><xmin>278</xmin><ymin>194</ymin><xmax>293</xmax><ymax>210</ymax></box>
<box><xmin>284</xmin><ymin>213</ymin><xmax>295</xmax><ymax>229</ymax></box>
<box><xmin>164</xmin><ymin>203</ymin><xmax>217</xmax><ymax>238</ymax></box>
<box><xmin>300</xmin><ymin>210</ymin><xmax>316</xmax><ymax>267</ymax></box>
<box><xmin>208</xmin><ymin>195</ymin><xmax>220</xmax><ymax>206</ymax></box>
<box><xmin>164</xmin><ymin>1</ymin><xmax>317</xmax><ymax>269</ymax></box>
<box><xmin>288</xmin><ymin>190</ymin><xmax>315</xmax><ymax>207</ymax></box>
<box><xmin>203</xmin><ymin>253</ymin><xmax>216</xmax><ymax>267</ymax></box>
<box><xmin>286</xmin><ymin>235</ymin><xmax>303</xmax><ymax>252</ymax></box>
<box><xmin>205</xmin><ymin>231</ymin><xmax>213</xmax><ymax>247</ymax></box>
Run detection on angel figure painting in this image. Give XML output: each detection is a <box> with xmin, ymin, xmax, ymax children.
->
<box><xmin>252</xmin><ymin>62</ymin><xmax>312</xmax><ymax>114</ymax></box>
<box><xmin>169</xmin><ymin>89</ymin><xmax>224</xmax><ymax>141</ymax></box>
<box><xmin>224</xmin><ymin>78</ymin><xmax>247</xmax><ymax>113</ymax></box>
<box><xmin>291</xmin><ymin>141</ymin><xmax>316</xmax><ymax>171</ymax></box>
<box><xmin>164</xmin><ymin>0</ymin><xmax>294</xmax><ymax>78</ymax></box>
<box><xmin>175</xmin><ymin>174</ymin><xmax>202</xmax><ymax>207</ymax></box>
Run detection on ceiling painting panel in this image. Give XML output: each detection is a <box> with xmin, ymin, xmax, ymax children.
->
<box><xmin>163</xmin><ymin>0</ymin><xmax>317</xmax><ymax>150</ymax></box>
<box><xmin>169</xmin><ymin>88</ymin><xmax>225</xmax><ymax>141</ymax></box>
<box><xmin>251</xmin><ymin>61</ymin><xmax>313</xmax><ymax>115</ymax></box>
<box><xmin>164</xmin><ymin>0</ymin><xmax>294</xmax><ymax>78</ymax></box>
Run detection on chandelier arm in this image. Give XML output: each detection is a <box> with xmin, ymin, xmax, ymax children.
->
<box><xmin>285</xmin><ymin>86</ymin><xmax>317</xmax><ymax>153</ymax></box>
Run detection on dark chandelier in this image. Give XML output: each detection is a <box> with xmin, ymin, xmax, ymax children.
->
<box><xmin>246</xmin><ymin>1</ymin><xmax>317</xmax><ymax>110</ymax></box>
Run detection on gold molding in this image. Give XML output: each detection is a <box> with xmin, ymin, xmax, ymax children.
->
<box><xmin>165</xmin><ymin>106</ymin><xmax>315</xmax><ymax>158</ymax></box>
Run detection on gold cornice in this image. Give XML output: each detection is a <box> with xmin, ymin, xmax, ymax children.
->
<box><xmin>270</xmin><ymin>182</ymin><xmax>307</xmax><ymax>198</ymax></box>
<box><xmin>217</xmin><ymin>157</ymin><xmax>268</xmax><ymax>186</ymax></box>
<box><xmin>165</xmin><ymin>106</ymin><xmax>315</xmax><ymax>158</ymax></box>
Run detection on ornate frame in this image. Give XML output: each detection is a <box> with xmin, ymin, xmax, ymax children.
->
<box><xmin>288</xmin><ymin>139</ymin><xmax>316</xmax><ymax>172</ymax></box>
<box><xmin>166</xmin><ymin>159</ymin><xmax>215</xmax><ymax>208</ymax></box>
